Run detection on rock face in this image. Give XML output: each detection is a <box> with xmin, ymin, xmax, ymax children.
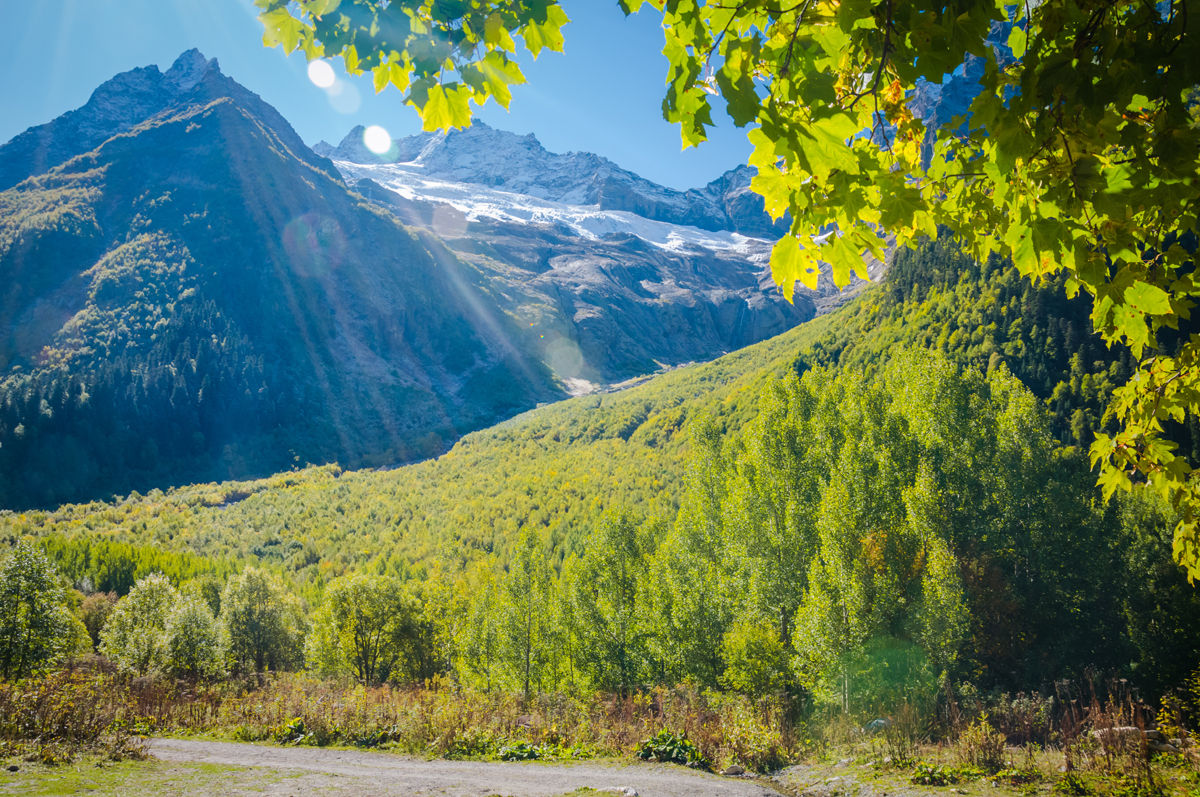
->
<box><xmin>0</xmin><ymin>49</ymin><xmax>296</xmax><ymax>192</ymax></box>
<box><xmin>322</xmin><ymin>126</ymin><xmax>880</xmax><ymax>387</ymax></box>
<box><xmin>316</xmin><ymin>122</ymin><xmax>786</xmax><ymax>238</ymax></box>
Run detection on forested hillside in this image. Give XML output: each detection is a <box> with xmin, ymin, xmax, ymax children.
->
<box><xmin>0</xmin><ymin>53</ymin><xmax>558</xmax><ymax>510</ymax></box>
<box><xmin>6</xmin><ymin>237</ymin><xmax>1199</xmax><ymax>700</ymax></box>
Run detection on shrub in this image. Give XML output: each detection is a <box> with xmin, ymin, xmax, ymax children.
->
<box><xmin>80</xmin><ymin>592</ymin><xmax>117</xmax><ymax>650</ymax></box>
<box><xmin>0</xmin><ymin>670</ymin><xmax>144</xmax><ymax>761</ymax></box>
<box><xmin>716</xmin><ymin>698</ymin><xmax>787</xmax><ymax>772</ymax></box>
<box><xmin>162</xmin><ymin>594</ymin><xmax>227</xmax><ymax>679</ymax></box>
<box><xmin>634</xmin><ymin>729</ymin><xmax>710</xmax><ymax>769</ymax></box>
<box><xmin>720</xmin><ymin>619</ymin><xmax>790</xmax><ymax>699</ymax></box>
<box><xmin>0</xmin><ymin>542</ymin><xmax>86</xmax><ymax>679</ymax></box>
<box><xmin>498</xmin><ymin>741</ymin><xmax>541</xmax><ymax>761</ymax></box>
<box><xmin>100</xmin><ymin>573</ymin><xmax>178</xmax><ymax>674</ymax></box>
<box><xmin>911</xmin><ymin>762</ymin><xmax>963</xmax><ymax>785</ymax></box>
<box><xmin>958</xmin><ymin>716</ymin><xmax>1007</xmax><ymax>772</ymax></box>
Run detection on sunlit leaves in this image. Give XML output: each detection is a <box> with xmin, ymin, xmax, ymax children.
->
<box><xmin>260</xmin><ymin>6</ymin><xmax>306</xmax><ymax>53</ymax></box>
<box><xmin>415</xmin><ymin>83</ymin><xmax>474</xmax><ymax>131</ymax></box>
<box><xmin>254</xmin><ymin>0</ymin><xmax>568</xmax><ymax>131</ymax></box>
<box><xmin>1125</xmin><ymin>283</ymin><xmax>1172</xmax><ymax>318</ymax></box>
<box><xmin>520</xmin><ymin>4</ymin><xmax>568</xmax><ymax>57</ymax></box>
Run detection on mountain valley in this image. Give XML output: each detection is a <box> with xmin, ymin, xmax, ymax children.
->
<box><xmin>0</xmin><ymin>50</ymin><xmax>867</xmax><ymax>509</ymax></box>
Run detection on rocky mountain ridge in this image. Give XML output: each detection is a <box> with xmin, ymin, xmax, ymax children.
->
<box><xmin>0</xmin><ymin>52</ymin><xmax>556</xmax><ymax>508</ymax></box>
<box><xmin>0</xmin><ymin>49</ymin><xmax>297</xmax><ymax>192</ymax></box>
<box><xmin>315</xmin><ymin>122</ymin><xmax>785</xmax><ymax>238</ymax></box>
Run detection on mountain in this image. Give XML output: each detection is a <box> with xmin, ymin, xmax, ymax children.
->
<box><xmin>7</xmin><ymin>231</ymin><xmax>1136</xmax><ymax>578</ymax></box>
<box><xmin>314</xmin><ymin>122</ymin><xmax>785</xmax><ymax>238</ymax></box>
<box><xmin>0</xmin><ymin>51</ymin><xmax>557</xmax><ymax>508</ymax></box>
<box><xmin>0</xmin><ymin>51</ymin><xmax>848</xmax><ymax>509</ymax></box>
<box><xmin>316</xmin><ymin>123</ymin><xmax>881</xmax><ymax>388</ymax></box>
<box><xmin>0</xmin><ymin>50</ymin><xmax>288</xmax><ymax>192</ymax></box>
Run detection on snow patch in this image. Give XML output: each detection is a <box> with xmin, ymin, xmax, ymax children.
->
<box><xmin>336</xmin><ymin>160</ymin><xmax>774</xmax><ymax>257</ymax></box>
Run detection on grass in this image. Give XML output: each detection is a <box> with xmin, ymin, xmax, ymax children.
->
<box><xmin>772</xmin><ymin>741</ymin><xmax>1200</xmax><ymax>797</ymax></box>
<box><xmin>0</xmin><ymin>758</ymin><xmax>287</xmax><ymax>796</ymax></box>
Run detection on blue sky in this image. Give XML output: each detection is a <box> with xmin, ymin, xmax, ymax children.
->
<box><xmin>0</xmin><ymin>0</ymin><xmax>752</xmax><ymax>190</ymax></box>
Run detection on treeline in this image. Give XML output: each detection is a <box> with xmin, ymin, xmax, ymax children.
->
<box><xmin>7</xmin><ymin>351</ymin><xmax>1198</xmax><ymax>707</ymax></box>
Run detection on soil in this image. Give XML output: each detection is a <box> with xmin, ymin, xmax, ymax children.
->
<box><xmin>146</xmin><ymin>738</ymin><xmax>787</xmax><ymax>796</ymax></box>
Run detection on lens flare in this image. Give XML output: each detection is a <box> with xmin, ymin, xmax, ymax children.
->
<box><xmin>307</xmin><ymin>59</ymin><xmax>336</xmax><ymax>88</ymax></box>
<box><xmin>363</xmin><ymin>125</ymin><xmax>392</xmax><ymax>155</ymax></box>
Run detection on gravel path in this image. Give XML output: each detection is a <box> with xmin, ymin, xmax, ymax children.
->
<box><xmin>148</xmin><ymin>738</ymin><xmax>786</xmax><ymax>797</ymax></box>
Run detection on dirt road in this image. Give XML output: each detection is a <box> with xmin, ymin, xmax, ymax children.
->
<box><xmin>147</xmin><ymin>738</ymin><xmax>786</xmax><ymax>797</ymax></box>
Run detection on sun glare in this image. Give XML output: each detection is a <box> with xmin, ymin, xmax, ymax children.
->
<box><xmin>307</xmin><ymin>59</ymin><xmax>336</xmax><ymax>89</ymax></box>
<box><xmin>363</xmin><ymin>125</ymin><xmax>392</xmax><ymax>155</ymax></box>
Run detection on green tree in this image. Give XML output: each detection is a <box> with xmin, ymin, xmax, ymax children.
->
<box><xmin>455</xmin><ymin>562</ymin><xmax>502</xmax><ymax>689</ymax></box>
<box><xmin>723</xmin><ymin>375</ymin><xmax>822</xmax><ymax>644</ymax></box>
<box><xmin>221</xmin><ymin>567</ymin><xmax>306</xmax><ymax>674</ymax></box>
<box><xmin>260</xmin><ymin>0</ymin><xmax>1200</xmax><ymax>578</ymax></box>
<box><xmin>163</xmin><ymin>593</ymin><xmax>227</xmax><ymax>679</ymax></box>
<box><xmin>0</xmin><ymin>542</ymin><xmax>82</xmax><ymax>679</ymax></box>
<box><xmin>565</xmin><ymin>512</ymin><xmax>655</xmax><ymax>693</ymax></box>
<box><xmin>80</xmin><ymin>591</ymin><xmax>117</xmax><ymax>651</ymax></box>
<box><xmin>647</xmin><ymin>421</ymin><xmax>735</xmax><ymax>687</ymax></box>
<box><xmin>307</xmin><ymin>573</ymin><xmax>424</xmax><ymax>685</ymax></box>
<box><xmin>100</xmin><ymin>572</ymin><xmax>179</xmax><ymax>674</ymax></box>
<box><xmin>496</xmin><ymin>529</ymin><xmax>557</xmax><ymax>700</ymax></box>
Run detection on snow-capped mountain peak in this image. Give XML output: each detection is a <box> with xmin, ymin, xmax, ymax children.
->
<box><xmin>316</xmin><ymin>122</ymin><xmax>785</xmax><ymax>238</ymax></box>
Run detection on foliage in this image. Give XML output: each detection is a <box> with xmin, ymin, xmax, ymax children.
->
<box><xmin>220</xmin><ymin>566</ymin><xmax>306</xmax><ymax>674</ymax></box>
<box><xmin>719</xmin><ymin>618</ymin><xmax>790</xmax><ymax>699</ymax></box>
<box><xmin>5</xmin><ymin>241</ymin><xmax>1198</xmax><ymax>706</ymax></box>
<box><xmin>254</xmin><ymin>0</ymin><xmax>566</xmax><ymax>132</ymax></box>
<box><xmin>40</xmin><ymin>537</ymin><xmax>236</xmax><ymax>598</ymax></box>
<box><xmin>563</xmin><ymin>511</ymin><xmax>655</xmax><ymax>694</ymax></box>
<box><xmin>958</xmin><ymin>717</ymin><xmax>1009</xmax><ymax>773</ymax></box>
<box><xmin>3</xmin><ymin>304</ymin><xmax>821</xmax><ymax>587</ymax></box>
<box><xmin>99</xmin><ymin>573</ymin><xmax>178</xmax><ymax>675</ymax></box>
<box><xmin>497</xmin><ymin>740</ymin><xmax>541</xmax><ymax>761</ymax></box>
<box><xmin>644</xmin><ymin>0</ymin><xmax>1200</xmax><ymax>582</ymax></box>
<box><xmin>162</xmin><ymin>593</ymin><xmax>227</xmax><ymax>680</ymax></box>
<box><xmin>634</xmin><ymin>728</ymin><xmax>710</xmax><ymax>769</ymax></box>
<box><xmin>494</xmin><ymin>529</ymin><xmax>559</xmax><ymax>698</ymax></box>
<box><xmin>306</xmin><ymin>573</ymin><xmax>425</xmax><ymax>685</ymax></box>
<box><xmin>0</xmin><ymin>669</ymin><xmax>144</xmax><ymax>762</ymax></box>
<box><xmin>0</xmin><ymin>542</ymin><xmax>85</xmax><ymax>680</ymax></box>
<box><xmin>911</xmin><ymin>762</ymin><xmax>967</xmax><ymax>786</ymax></box>
<box><xmin>79</xmin><ymin>592</ymin><xmax>116</xmax><ymax>650</ymax></box>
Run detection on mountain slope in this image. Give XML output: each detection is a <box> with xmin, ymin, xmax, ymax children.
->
<box><xmin>5</xmin><ymin>236</ymin><xmax>1140</xmax><ymax>576</ymax></box>
<box><xmin>348</xmin><ymin>167</ymin><xmax>818</xmax><ymax>386</ymax></box>
<box><xmin>0</xmin><ymin>53</ymin><xmax>556</xmax><ymax>509</ymax></box>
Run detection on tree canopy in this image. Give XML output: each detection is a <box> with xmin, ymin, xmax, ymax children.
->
<box><xmin>256</xmin><ymin>0</ymin><xmax>1200</xmax><ymax>577</ymax></box>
